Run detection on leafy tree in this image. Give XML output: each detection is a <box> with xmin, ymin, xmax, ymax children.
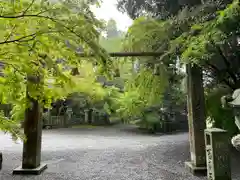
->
<box><xmin>106</xmin><ymin>19</ymin><xmax>121</xmax><ymax>38</ymax></box>
<box><xmin>0</xmin><ymin>0</ymin><xmax>112</xmax><ymax>139</ymax></box>
<box><xmin>115</xmin><ymin>67</ymin><xmax>169</xmax><ymax>118</ymax></box>
<box><xmin>122</xmin><ymin>15</ymin><xmax>187</xmax><ymax>117</ymax></box>
<box><xmin>116</xmin><ymin>0</ymin><xmax>208</xmax><ymax>19</ymax></box>
<box><xmin>99</xmin><ymin>36</ymin><xmax>123</xmax><ymax>52</ymax></box>
<box><xmin>119</xmin><ymin>0</ymin><xmax>240</xmax><ymax>133</ymax></box>
<box><xmin>99</xmin><ymin>19</ymin><xmax>125</xmax><ymax>52</ymax></box>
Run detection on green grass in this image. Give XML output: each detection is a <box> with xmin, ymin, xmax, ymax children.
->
<box><xmin>71</xmin><ymin>124</ymin><xmax>100</xmax><ymax>129</ymax></box>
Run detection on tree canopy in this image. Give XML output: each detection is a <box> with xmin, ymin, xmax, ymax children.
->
<box><xmin>0</xmin><ymin>0</ymin><xmax>113</xmax><ymax>138</ymax></box>
<box><xmin>119</xmin><ymin>0</ymin><xmax>240</xmax><ymax>134</ymax></box>
<box><xmin>116</xmin><ymin>0</ymin><xmax>209</xmax><ymax>19</ymax></box>
<box><xmin>123</xmin><ymin>0</ymin><xmax>240</xmax><ymax>89</ymax></box>
<box><xmin>1</xmin><ymin>0</ymin><xmax>239</xmax><ymax>136</ymax></box>
<box><xmin>105</xmin><ymin>18</ymin><xmax>122</xmax><ymax>38</ymax></box>
<box><xmin>99</xmin><ymin>19</ymin><xmax>124</xmax><ymax>52</ymax></box>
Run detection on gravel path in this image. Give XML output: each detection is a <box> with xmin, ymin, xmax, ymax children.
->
<box><xmin>0</xmin><ymin>127</ymin><xmax>239</xmax><ymax>180</ymax></box>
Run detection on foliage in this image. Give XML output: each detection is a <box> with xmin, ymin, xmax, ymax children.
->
<box><xmin>122</xmin><ymin>0</ymin><xmax>240</xmax><ymax>133</ymax></box>
<box><xmin>105</xmin><ymin>18</ymin><xmax>123</xmax><ymax>38</ymax></box>
<box><xmin>99</xmin><ymin>19</ymin><xmax>125</xmax><ymax>52</ymax></box>
<box><xmin>113</xmin><ymin>67</ymin><xmax>168</xmax><ymax>120</ymax></box>
<box><xmin>117</xmin><ymin>0</ymin><xmax>206</xmax><ymax>19</ymax></box>
<box><xmin>50</xmin><ymin>60</ymin><xmax>114</xmax><ymax>116</ymax></box>
<box><xmin>99</xmin><ymin>36</ymin><xmax>123</xmax><ymax>52</ymax></box>
<box><xmin>122</xmin><ymin>15</ymin><xmax>187</xmax><ymax>115</ymax></box>
<box><xmin>169</xmin><ymin>0</ymin><xmax>240</xmax><ymax>89</ymax></box>
<box><xmin>122</xmin><ymin>0</ymin><xmax>240</xmax><ymax>88</ymax></box>
<box><xmin>98</xmin><ymin>17</ymin><xmax>170</xmax><ymax>122</ymax></box>
<box><xmin>134</xmin><ymin>111</ymin><xmax>161</xmax><ymax>132</ymax></box>
<box><xmin>205</xmin><ymin>86</ymin><xmax>238</xmax><ymax>135</ymax></box>
<box><xmin>0</xmin><ymin>0</ymin><xmax>113</xmax><ymax>139</ymax></box>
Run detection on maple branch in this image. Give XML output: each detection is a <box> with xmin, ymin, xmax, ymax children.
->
<box><xmin>4</xmin><ymin>25</ymin><xmax>17</xmax><ymax>42</ymax></box>
<box><xmin>0</xmin><ymin>30</ymin><xmax>61</xmax><ymax>45</ymax></box>
<box><xmin>22</xmin><ymin>0</ymin><xmax>36</xmax><ymax>15</ymax></box>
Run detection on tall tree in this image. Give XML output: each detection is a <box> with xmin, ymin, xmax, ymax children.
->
<box><xmin>121</xmin><ymin>0</ymin><xmax>240</xmax><ymax>133</ymax></box>
<box><xmin>106</xmin><ymin>19</ymin><xmax>120</xmax><ymax>38</ymax></box>
<box><xmin>0</xmin><ymin>0</ymin><xmax>111</xmax><ymax>138</ymax></box>
<box><xmin>100</xmin><ymin>19</ymin><xmax>125</xmax><ymax>52</ymax></box>
<box><xmin>116</xmin><ymin>0</ymin><xmax>204</xmax><ymax>19</ymax></box>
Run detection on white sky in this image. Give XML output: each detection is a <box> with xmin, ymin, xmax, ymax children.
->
<box><xmin>91</xmin><ymin>0</ymin><xmax>133</xmax><ymax>31</ymax></box>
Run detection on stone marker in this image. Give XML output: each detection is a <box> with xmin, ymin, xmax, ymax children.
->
<box><xmin>88</xmin><ymin>109</ymin><xmax>93</xmax><ymax>124</ymax></box>
<box><xmin>185</xmin><ymin>64</ymin><xmax>207</xmax><ymax>175</ymax></box>
<box><xmin>205</xmin><ymin>128</ymin><xmax>231</xmax><ymax>180</ymax></box>
<box><xmin>84</xmin><ymin>108</ymin><xmax>93</xmax><ymax>124</ymax></box>
<box><xmin>65</xmin><ymin>107</ymin><xmax>73</xmax><ymax>127</ymax></box>
<box><xmin>92</xmin><ymin>109</ymin><xmax>99</xmax><ymax>124</ymax></box>
<box><xmin>84</xmin><ymin>109</ymin><xmax>90</xmax><ymax>123</ymax></box>
<box><xmin>13</xmin><ymin>75</ymin><xmax>47</xmax><ymax>175</ymax></box>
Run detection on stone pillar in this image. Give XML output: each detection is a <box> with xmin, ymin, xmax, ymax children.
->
<box><xmin>185</xmin><ymin>64</ymin><xmax>207</xmax><ymax>175</ymax></box>
<box><xmin>92</xmin><ymin>109</ymin><xmax>97</xmax><ymax>124</ymax></box>
<box><xmin>87</xmin><ymin>109</ymin><xmax>93</xmax><ymax>124</ymax></box>
<box><xmin>13</xmin><ymin>75</ymin><xmax>47</xmax><ymax>175</ymax></box>
<box><xmin>92</xmin><ymin>109</ymin><xmax>100</xmax><ymax>125</ymax></box>
<box><xmin>65</xmin><ymin>107</ymin><xmax>72</xmax><ymax>127</ymax></box>
<box><xmin>84</xmin><ymin>109</ymin><xmax>89</xmax><ymax>124</ymax></box>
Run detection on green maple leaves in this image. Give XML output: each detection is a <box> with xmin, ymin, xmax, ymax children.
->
<box><xmin>0</xmin><ymin>0</ymin><xmax>109</xmax><ymax>137</ymax></box>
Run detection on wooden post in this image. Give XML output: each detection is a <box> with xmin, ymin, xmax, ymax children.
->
<box><xmin>0</xmin><ymin>152</ymin><xmax>2</xmax><ymax>170</ymax></box>
<box><xmin>185</xmin><ymin>64</ymin><xmax>207</xmax><ymax>175</ymax></box>
<box><xmin>13</xmin><ymin>75</ymin><xmax>47</xmax><ymax>175</ymax></box>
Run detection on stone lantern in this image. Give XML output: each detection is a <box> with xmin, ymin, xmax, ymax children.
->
<box><xmin>228</xmin><ymin>89</ymin><xmax>240</xmax><ymax>130</ymax></box>
<box><xmin>224</xmin><ymin>89</ymin><xmax>240</xmax><ymax>151</ymax></box>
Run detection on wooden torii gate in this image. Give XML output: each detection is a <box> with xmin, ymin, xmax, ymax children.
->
<box><xmin>13</xmin><ymin>52</ymin><xmax>206</xmax><ymax>175</ymax></box>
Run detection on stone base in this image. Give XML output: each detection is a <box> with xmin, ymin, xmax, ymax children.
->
<box><xmin>13</xmin><ymin>164</ymin><xmax>47</xmax><ymax>175</ymax></box>
<box><xmin>185</xmin><ymin>161</ymin><xmax>207</xmax><ymax>176</ymax></box>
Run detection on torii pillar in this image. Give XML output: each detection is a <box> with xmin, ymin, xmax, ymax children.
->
<box><xmin>13</xmin><ymin>75</ymin><xmax>47</xmax><ymax>175</ymax></box>
<box><xmin>185</xmin><ymin>64</ymin><xmax>207</xmax><ymax>175</ymax></box>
